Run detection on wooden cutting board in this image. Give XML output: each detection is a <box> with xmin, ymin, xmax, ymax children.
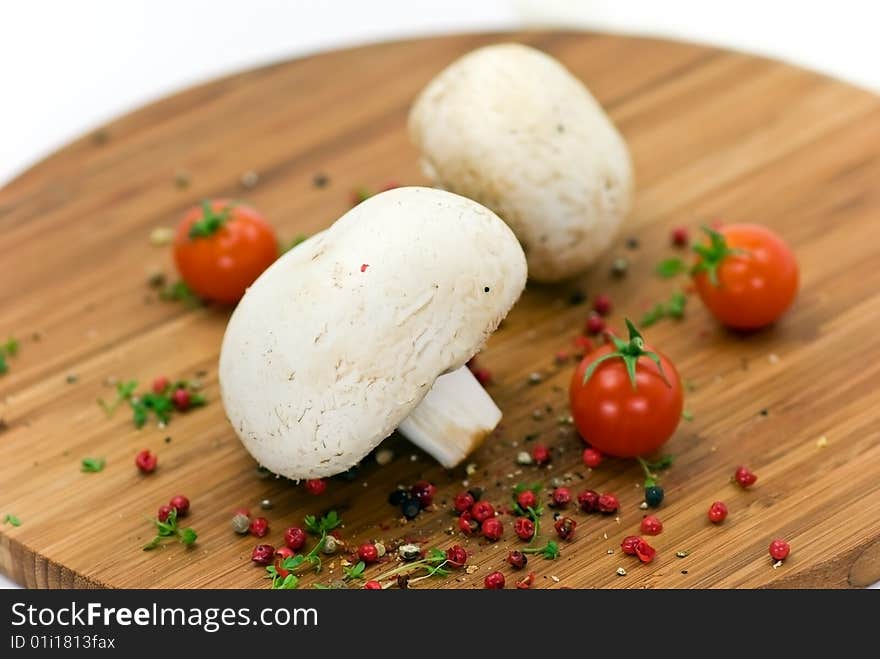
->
<box><xmin>2</xmin><ymin>31</ymin><xmax>879</xmax><ymax>589</ymax></box>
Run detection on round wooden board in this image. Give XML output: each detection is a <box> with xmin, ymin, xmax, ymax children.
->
<box><xmin>1</xmin><ymin>31</ymin><xmax>879</xmax><ymax>589</ymax></box>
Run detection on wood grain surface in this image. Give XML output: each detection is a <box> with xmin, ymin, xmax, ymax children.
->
<box><xmin>1</xmin><ymin>31</ymin><xmax>879</xmax><ymax>589</ymax></box>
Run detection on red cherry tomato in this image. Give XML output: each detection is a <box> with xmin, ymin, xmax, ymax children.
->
<box><xmin>569</xmin><ymin>321</ymin><xmax>683</xmax><ymax>458</ymax></box>
<box><xmin>692</xmin><ymin>224</ymin><xmax>798</xmax><ymax>329</ymax></box>
<box><xmin>173</xmin><ymin>199</ymin><xmax>278</xmax><ymax>304</ymax></box>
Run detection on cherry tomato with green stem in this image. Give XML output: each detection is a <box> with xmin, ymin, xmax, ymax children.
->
<box><xmin>692</xmin><ymin>224</ymin><xmax>798</xmax><ymax>330</ymax></box>
<box><xmin>173</xmin><ymin>199</ymin><xmax>278</xmax><ymax>304</ymax></box>
<box><xmin>569</xmin><ymin>320</ymin><xmax>683</xmax><ymax>458</ymax></box>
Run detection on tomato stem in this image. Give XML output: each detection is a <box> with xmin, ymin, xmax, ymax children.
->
<box><xmin>582</xmin><ymin>319</ymin><xmax>670</xmax><ymax>390</ymax></box>
<box><xmin>189</xmin><ymin>200</ymin><xmax>233</xmax><ymax>239</ymax></box>
<box><xmin>691</xmin><ymin>225</ymin><xmax>748</xmax><ymax>286</ymax></box>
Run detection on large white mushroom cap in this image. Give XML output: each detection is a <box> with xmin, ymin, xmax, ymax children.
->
<box><xmin>409</xmin><ymin>43</ymin><xmax>633</xmax><ymax>282</ymax></box>
<box><xmin>219</xmin><ymin>187</ymin><xmax>526</xmax><ymax>479</ymax></box>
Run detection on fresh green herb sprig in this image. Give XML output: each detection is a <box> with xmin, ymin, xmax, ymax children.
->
<box><xmin>158</xmin><ymin>280</ymin><xmax>203</xmax><ymax>307</ymax></box>
<box><xmin>266</xmin><ymin>512</ymin><xmax>341</xmax><ymax>589</ymax></box>
<box><xmin>655</xmin><ymin>258</ymin><xmax>687</xmax><ymax>278</ymax></box>
<box><xmin>641</xmin><ymin>291</ymin><xmax>687</xmax><ymax>327</ymax></box>
<box><xmin>99</xmin><ymin>379</ymin><xmax>205</xmax><ymax>429</ymax></box>
<box><xmin>353</xmin><ymin>548</ymin><xmax>450</xmax><ymax>589</ymax></box>
<box><xmin>522</xmin><ymin>540</ymin><xmax>560</xmax><ymax>560</ymax></box>
<box><xmin>3</xmin><ymin>514</ymin><xmax>21</xmax><ymax>527</ymax></box>
<box><xmin>0</xmin><ymin>337</ymin><xmax>20</xmax><ymax>376</ymax></box>
<box><xmin>638</xmin><ymin>455</ymin><xmax>675</xmax><ymax>488</ymax></box>
<box><xmin>81</xmin><ymin>457</ymin><xmax>106</xmax><ymax>473</ymax></box>
<box><xmin>143</xmin><ymin>508</ymin><xmax>197</xmax><ymax>550</ymax></box>
<box><xmin>511</xmin><ymin>483</ymin><xmax>544</xmax><ymax>542</ymax></box>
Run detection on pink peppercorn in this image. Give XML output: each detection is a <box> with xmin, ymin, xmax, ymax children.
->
<box><xmin>484</xmin><ymin>571</ymin><xmax>505</xmax><ymax>589</ymax></box>
<box><xmin>551</xmin><ymin>487</ymin><xmax>571</xmax><ymax>508</ymax></box>
<box><xmin>251</xmin><ymin>544</ymin><xmax>275</xmax><ymax>565</ymax></box>
<box><xmin>135</xmin><ymin>449</ymin><xmax>157</xmax><ymax>474</ymax></box>
<box><xmin>769</xmin><ymin>539</ymin><xmax>790</xmax><ymax>561</ymax></box>
<box><xmin>586</xmin><ymin>313</ymin><xmax>606</xmax><ymax>336</ymax></box>
<box><xmin>597</xmin><ymin>493</ymin><xmax>619</xmax><ymax>514</ymax></box>
<box><xmin>481</xmin><ymin>517</ymin><xmax>503</xmax><ymax>542</ymax></box>
<box><xmin>577</xmin><ymin>490</ymin><xmax>600</xmax><ymax>513</ymax></box>
<box><xmin>708</xmin><ymin>501</ymin><xmax>728</xmax><ymax>524</ymax></box>
<box><xmin>249</xmin><ymin>516</ymin><xmax>270</xmax><ymax>537</ymax></box>
<box><xmin>593</xmin><ymin>294</ymin><xmax>612</xmax><ymax>316</ymax></box>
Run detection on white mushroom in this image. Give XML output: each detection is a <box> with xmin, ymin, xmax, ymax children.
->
<box><xmin>409</xmin><ymin>43</ymin><xmax>633</xmax><ymax>282</ymax></box>
<box><xmin>219</xmin><ymin>187</ymin><xmax>526</xmax><ymax>479</ymax></box>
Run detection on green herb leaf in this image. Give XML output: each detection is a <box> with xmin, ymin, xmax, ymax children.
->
<box><xmin>656</xmin><ymin>258</ymin><xmax>687</xmax><ymax>278</ymax></box>
<box><xmin>640</xmin><ymin>291</ymin><xmax>688</xmax><ymax>327</ymax></box>
<box><xmin>645</xmin><ymin>455</ymin><xmax>675</xmax><ymax>471</ymax></box>
<box><xmin>0</xmin><ymin>354</ymin><xmax>7</xmax><ymax>376</ymax></box>
<box><xmin>98</xmin><ymin>379</ymin><xmax>138</xmax><ymax>416</ymax></box>
<box><xmin>159</xmin><ymin>280</ymin><xmax>202</xmax><ymax>307</ymax></box>
<box><xmin>80</xmin><ymin>457</ymin><xmax>106</xmax><ymax>473</ymax></box>
<box><xmin>3</xmin><ymin>338</ymin><xmax>19</xmax><ymax>357</ymax></box>
<box><xmin>3</xmin><ymin>514</ymin><xmax>21</xmax><ymax>527</ymax></box>
<box><xmin>682</xmin><ymin>410</ymin><xmax>694</xmax><ymax>421</ymax></box>
<box><xmin>426</xmin><ymin>548</ymin><xmax>447</xmax><ymax>564</ymax></box>
<box><xmin>305</xmin><ymin>511</ymin><xmax>340</xmax><ymax>535</ymax></box>
<box><xmin>343</xmin><ymin>561</ymin><xmax>366</xmax><ymax>581</ymax></box>
<box><xmin>273</xmin><ymin>574</ymin><xmax>299</xmax><ymax>590</ymax></box>
<box><xmin>178</xmin><ymin>528</ymin><xmax>198</xmax><ymax>545</ymax></box>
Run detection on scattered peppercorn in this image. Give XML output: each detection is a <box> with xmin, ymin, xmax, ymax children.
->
<box><xmin>514</xmin><ymin>517</ymin><xmax>536</xmax><ymax>541</ymax></box>
<box><xmin>611</xmin><ymin>257</ymin><xmax>629</xmax><ymax>277</ymax></box>
<box><xmin>593</xmin><ymin>294</ymin><xmax>612</xmax><ymax>316</ymax></box>
<box><xmin>481</xmin><ymin>517</ymin><xmax>504</xmax><ymax>541</ymax></box>
<box><xmin>458</xmin><ymin>511</ymin><xmax>478</xmax><ymax>535</ymax></box>
<box><xmin>358</xmin><ymin>543</ymin><xmax>379</xmax><ymax>563</ymax></box>
<box><xmin>304</xmin><ymin>478</ymin><xmax>326</xmax><ymax>495</ymax></box>
<box><xmin>734</xmin><ymin>466</ymin><xmax>758</xmax><ymax>488</ymax></box>
<box><xmin>152</xmin><ymin>376</ymin><xmax>170</xmax><ymax>394</ymax></box>
<box><xmin>597</xmin><ymin>493</ymin><xmax>619</xmax><ymax>514</ymax></box>
<box><xmin>401</xmin><ymin>498</ymin><xmax>421</xmax><ymax>520</ymax></box>
<box><xmin>708</xmin><ymin>501</ymin><xmax>728</xmax><ymax>524</ymax></box>
<box><xmin>635</xmin><ymin>538</ymin><xmax>656</xmax><ymax>563</ymax></box>
<box><xmin>249</xmin><ymin>516</ymin><xmax>270</xmax><ymax>537</ymax></box>
<box><xmin>470</xmin><ymin>501</ymin><xmax>495</xmax><ymax>523</ymax></box>
<box><xmin>251</xmin><ymin>544</ymin><xmax>275</xmax><ymax>565</ymax></box>
<box><xmin>671</xmin><ymin>226</ymin><xmax>690</xmax><ymax>247</ymax></box>
<box><xmin>284</xmin><ymin>526</ymin><xmax>307</xmax><ymax>550</ymax></box>
<box><xmin>507</xmin><ymin>550</ymin><xmax>528</xmax><ymax>570</ymax></box>
<box><xmin>640</xmin><ymin>515</ymin><xmax>663</xmax><ymax>535</ymax></box>
<box><xmin>388</xmin><ymin>489</ymin><xmax>409</xmax><ymax>506</ymax></box>
<box><xmin>484</xmin><ymin>571</ymin><xmax>505</xmax><ymax>589</ymax></box>
<box><xmin>453</xmin><ymin>491</ymin><xmax>475</xmax><ymax>513</ymax></box>
<box><xmin>644</xmin><ymin>485</ymin><xmax>665</xmax><ymax>508</ymax></box>
<box><xmin>157</xmin><ymin>504</ymin><xmax>173</xmax><ymax>523</ymax></box>
<box><xmin>446</xmin><ymin>544</ymin><xmax>468</xmax><ymax>567</ymax></box>
<box><xmin>516</xmin><ymin>489</ymin><xmax>538</xmax><ymax>511</ymax></box>
<box><xmin>577</xmin><ymin>489</ymin><xmax>600</xmax><ymax>513</ymax></box>
<box><xmin>551</xmin><ymin>487</ymin><xmax>571</xmax><ymax>508</ymax></box>
<box><xmin>769</xmin><ymin>539</ymin><xmax>790</xmax><ymax>561</ymax></box>
<box><xmin>171</xmin><ymin>388</ymin><xmax>191</xmax><ymax>411</ymax></box>
<box><xmin>621</xmin><ymin>535</ymin><xmax>642</xmax><ymax>555</ymax></box>
<box><xmin>471</xmin><ymin>367</ymin><xmax>493</xmax><ymax>386</ymax></box>
<box><xmin>135</xmin><ymin>449</ymin><xmax>157</xmax><ymax>474</ymax></box>
<box><xmin>568</xmin><ymin>290</ymin><xmax>586</xmax><ymax>305</ymax></box>
<box><xmin>410</xmin><ymin>480</ymin><xmax>437</xmax><ymax>508</ymax></box>
<box><xmin>586</xmin><ymin>313</ymin><xmax>606</xmax><ymax>336</ymax></box>
<box><xmin>554</xmin><ymin>516</ymin><xmax>577</xmax><ymax>540</ymax></box>
<box><xmin>231</xmin><ymin>513</ymin><xmax>250</xmax><ymax>534</ymax></box>
<box><xmin>626</xmin><ymin>237</ymin><xmax>640</xmax><ymax>249</ymax></box>
<box><xmin>169</xmin><ymin>495</ymin><xmax>189</xmax><ymax>516</ymax></box>
<box><xmin>582</xmin><ymin>448</ymin><xmax>603</xmax><ymax>469</ymax></box>
<box><xmin>516</xmin><ymin>572</ymin><xmax>536</xmax><ymax>589</ymax></box>
<box><xmin>532</xmin><ymin>444</ymin><xmax>551</xmax><ymax>465</ymax></box>
<box><xmin>364</xmin><ymin>580</ymin><xmax>382</xmax><ymax>590</ymax></box>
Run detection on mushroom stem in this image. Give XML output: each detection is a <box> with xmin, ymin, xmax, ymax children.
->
<box><xmin>398</xmin><ymin>365</ymin><xmax>501</xmax><ymax>468</ymax></box>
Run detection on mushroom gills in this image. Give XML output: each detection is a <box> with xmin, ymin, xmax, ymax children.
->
<box><xmin>397</xmin><ymin>365</ymin><xmax>500</xmax><ymax>468</ymax></box>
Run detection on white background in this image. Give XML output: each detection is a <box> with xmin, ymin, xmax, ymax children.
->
<box><xmin>1</xmin><ymin>1</ymin><xmax>877</xmax><ymax>587</ymax></box>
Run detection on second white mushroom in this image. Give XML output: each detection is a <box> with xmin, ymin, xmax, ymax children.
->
<box><xmin>409</xmin><ymin>43</ymin><xmax>634</xmax><ymax>282</ymax></box>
